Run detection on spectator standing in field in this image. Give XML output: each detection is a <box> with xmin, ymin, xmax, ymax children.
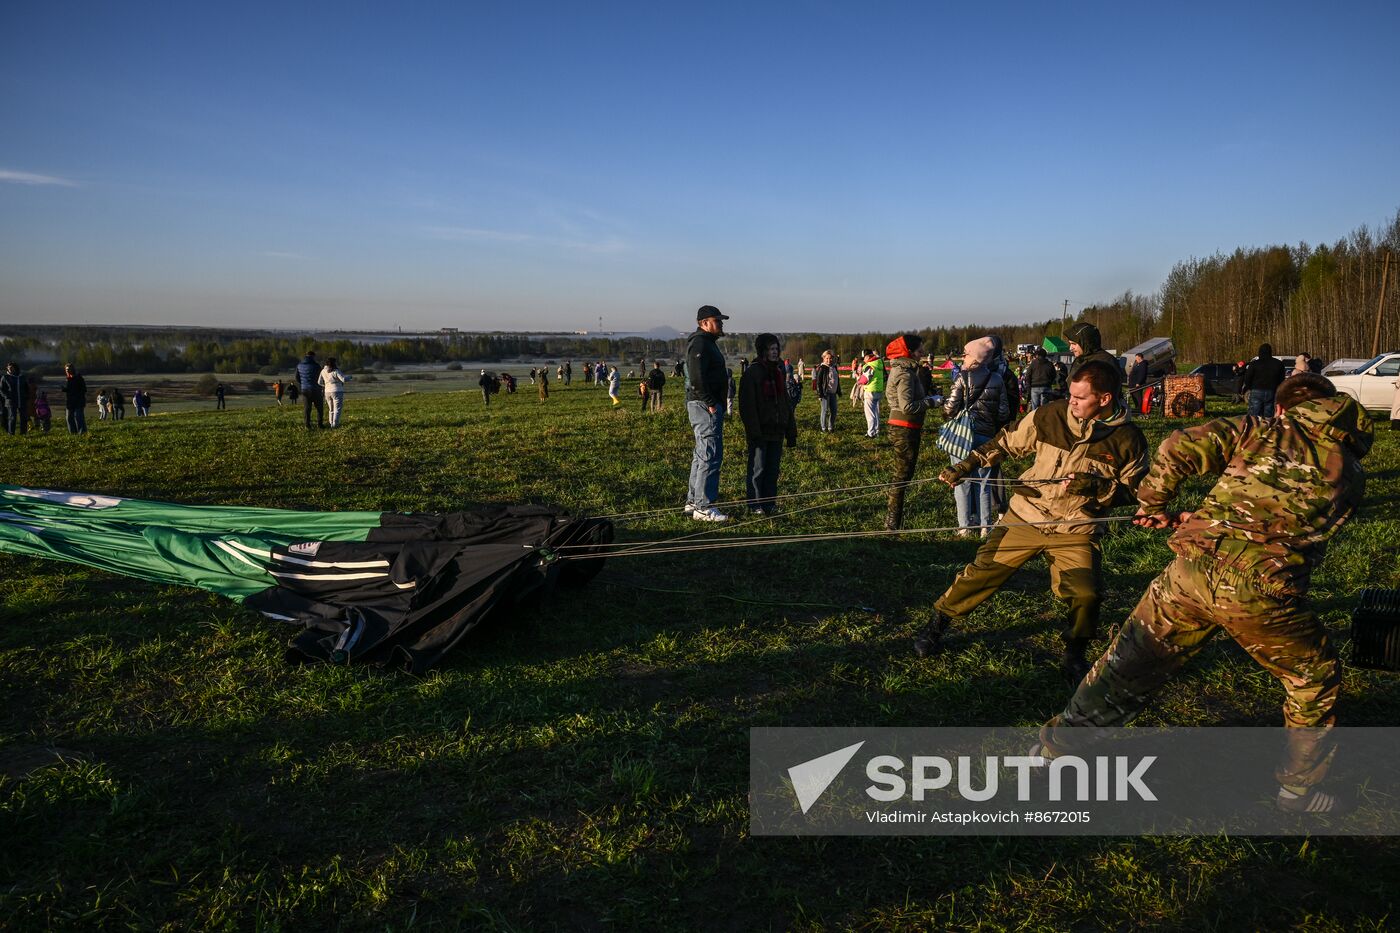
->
<box><xmin>24</xmin><ymin>374</ymin><xmax>40</xmax><ymax>432</ymax></box>
<box><xmin>564</xmin><ymin>361</ymin><xmax>572</xmax><ymax>386</ymax></box>
<box><xmin>62</xmin><ymin>363</ymin><xmax>88</xmax><ymax>434</ymax></box>
<box><xmin>319</xmin><ymin>357</ymin><xmax>348</xmax><ymax>427</ymax></box>
<box><xmin>1241</xmin><ymin>343</ymin><xmax>1286</xmax><ymax>416</ymax></box>
<box><xmin>33</xmin><ymin>390</ymin><xmax>52</xmax><ymax>432</ymax></box>
<box><xmin>685</xmin><ymin>305</ymin><xmax>731</xmax><ymax>522</ymax></box>
<box><xmin>285</xmin><ymin>381</ymin><xmax>299</xmax><ymax>404</ymax></box>
<box><xmin>135</xmin><ymin>388</ymin><xmax>153</xmax><ymax>416</ymax></box>
<box><xmin>538</xmin><ymin>371</ymin><xmax>549</xmax><ymax>402</ymax></box>
<box><xmin>1</xmin><ymin>362</ymin><xmax>25</xmax><ymax>435</ymax></box>
<box><xmin>989</xmin><ymin>337</ymin><xmax>1022</xmax><ymax>419</ymax></box>
<box><xmin>607</xmin><ymin>365</ymin><xmax>621</xmax><ymax>406</ymax></box>
<box><xmin>884</xmin><ymin>335</ymin><xmax>936</xmax><ymax>530</ymax></box>
<box><xmin>1127</xmin><ymin>352</ymin><xmax>1148</xmax><ymax>416</ymax></box>
<box><xmin>273</xmin><ymin>379</ymin><xmax>284</xmax><ymax>407</ymax></box>
<box><xmin>297</xmin><ymin>350</ymin><xmax>324</xmax><ymax>429</ymax></box>
<box><xmin>529</xmin><ymin>367</ymin><xmax>538</xmax><ymax>385</ymax></box>
<box><xmin>215</xmin><ymin>383</ymin><xmax>226</xmax><ymax>410</ymax></box>
<box><xmin>796</xmin><ymin>358</ymin><xmax>806</xmax><ymax>383</ymax></box>
<box><xmin>849</xmin><ymin>354</ymin><xmax>864</xmax><ymax>409</ymax></box>
<box><xmin>1027</xmin><ymin>348</ymin><xmax>1056</xmax><ymax>410</ymax></box>
<box><xmin>647</xmin><ymin>361</ymin><xmax>666</xmax><ymax>412</ymax></box>
<box><xmin>860</xmin><ymin>349</ymin><xmax>888</xmax><ymax>438</ymax></box>
<box><xmin>96</xmin><ymin>389</ymin><xmax>110</xmax><ymax>421</ymax></box>
<box><xmin>111</xmin><ymin>387</ymin><xmax>125</xmax><ymax>420</ymax></box>
<box><xmin>814</xmin><ymin>349</ymin><xmax>840</xmax><ymax>432</ymax></box>
<box><xmin>479</xmin><ymin>370</ymin><xmax>494</xmax><ymax>406</ymax></box>
<box><xmin>738</xmin><ymin>333</ymin><xmax>797</xmax><ymax>515</ymax></box>
<box><xmin>786</xmin><ymin>365</ymin><xmax>803</xmax><ymax>412</ymax></box>
<box><xmin>943</xmin><ymin>338</ymin><xmax>1010</xmax><ymax>536</ymax></box>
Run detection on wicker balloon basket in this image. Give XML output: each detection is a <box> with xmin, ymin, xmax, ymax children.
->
<box><xmin>1163</xmin><ymin>374</ymin><xmax>1206</xmax><ymax>418</ymax></box>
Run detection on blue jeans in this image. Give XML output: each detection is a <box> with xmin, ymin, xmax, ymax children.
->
<box><xmin>819</xmin><ymin>395</ymin><xmax>837</xmax><ymax>431</ymax></box>
<box><xmin>952</xmin><ymin>433</ymin><xmax>996</xmax><ymax>531</ymax></box>
<box><xmin>66</xmin><ymin>406</ymin><xmax>87</xmax><ymax>434</ymax></box>
<box><xmin>687</xmin><ymin>400</ymin><xmax>724</xmax><ymax>510</ymax></box>
<box><xmin>1030</xmin><ymin>386</ymin><xmax>1051</xmax><ymax>410</ymax></box>
<box><xmin>746</xmin><ymin>441</ymin><xmax>784</xmax><ymax>511</ymax></box>
<box><xmin>1248</xmin><ymin>389</ymin><xmax>1276</xmax><ymax>417</ymax></box>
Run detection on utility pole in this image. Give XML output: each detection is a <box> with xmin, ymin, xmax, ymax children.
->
<box><xmin>1061</xmin><ymin>299</ymin><xmax>1069</xmax><ymax>335</ymax></box>
<box><xmin>1371</xmin><ymin>250</ymin><xmax>1391</xmax><ymax>357</ymax></box>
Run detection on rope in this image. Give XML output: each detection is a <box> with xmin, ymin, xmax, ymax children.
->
<box><xmin>589</xmin><ymin>474</ymin><xmax>1071</xmax><ymax>521</ymax></box>
<box><xmin>556</xmin><ymin>514</ymin><xmax>1138</xmax><ymax>560</ymax></box>
<box><xmin>599</xmin><ymin>578</ymin><xmax>879</xmax><ymax>612</ymax></box>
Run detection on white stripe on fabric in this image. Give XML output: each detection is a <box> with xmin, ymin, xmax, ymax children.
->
<box><xmin>225</xmin><ymin>538</ymin><xmax>391</xmax><ymax>570</ymax></box>
<box><xmin>214</xmin><ymin>539</ymin><xmax>269</xmax><ymax>571</ymax></box>
<box><xmin>267</xmin><ymin>569</ymin><xmax>391</xmax><ymax>582</ymax></box>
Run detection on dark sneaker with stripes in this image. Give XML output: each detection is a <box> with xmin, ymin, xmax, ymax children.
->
<box><xmin>1276</xmin><ymin>787</ymin><xmax>1352</xmax><ymax>815</ymax></box>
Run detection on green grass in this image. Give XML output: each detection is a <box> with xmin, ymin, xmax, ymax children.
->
<box><xmin>2</xmin><ymin>385</ymin><xmax>1398</xmax><ymax>930</ymax></box>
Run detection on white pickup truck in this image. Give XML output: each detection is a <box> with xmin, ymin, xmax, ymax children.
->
<box><xmin>1327</xmin><ymin>352</ymin><xmax>1400</xmax><ymax>412</ymax></box>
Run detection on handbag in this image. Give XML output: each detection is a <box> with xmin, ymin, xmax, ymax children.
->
<box><xmin>936</xmin><ymin>373</ymin><xmax>988</xmax><ymax>461</ymax></box>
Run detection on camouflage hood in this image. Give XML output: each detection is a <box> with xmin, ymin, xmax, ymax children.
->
<box><xmin>1284</xmin><ymin>394</ymin><xmax>1374</xmax><ymax>460</ymax></box>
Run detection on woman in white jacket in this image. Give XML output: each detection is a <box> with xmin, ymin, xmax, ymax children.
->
<box><xmin>318</xmin><ymin>357</ymin><xmax>348</xmax><ymax>427</ymax></box>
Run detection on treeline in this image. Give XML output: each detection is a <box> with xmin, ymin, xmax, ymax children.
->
<box><xmin>0</xmin><ymin>329</ymin><xmax>691</xmax><ymax>376</ymax></box>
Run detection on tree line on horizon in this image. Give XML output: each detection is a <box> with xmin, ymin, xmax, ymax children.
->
<box><xmin>3</xmin><ymin>208</ymin><xmax>1395</xmax><ymax>374</ymax></box>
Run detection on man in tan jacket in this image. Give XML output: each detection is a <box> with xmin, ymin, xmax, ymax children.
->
<box><xmin>914</xmin><ymin>360</ymin><xmax>1149</xmax><ymax>683</ymax></box>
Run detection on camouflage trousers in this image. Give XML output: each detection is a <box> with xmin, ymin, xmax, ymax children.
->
<box><xmin>1040</xmin><ymin>555</ymin><xmax>1341</xmax><ymax>792</ymax></box>
<box><xmin>886</xmin><ymin>425</ymin><xmax>923</xmax><ymax>529</ymax></box>
<box><xmin>935</xmin><ymin>518</ymin><xmax>1101</xmax><ymax>642</ymax></box>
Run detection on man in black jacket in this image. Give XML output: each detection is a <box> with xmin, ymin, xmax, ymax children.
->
<box><xmin>685</xmin><ymin>305</ymin><xmax>731</xmax><ymax>522</ymax></box>
<box><xmin>1064</xmin><ymin>322</ymin><xmax>1119</xmax><ymax>379</ymax></box>
<box><xmin>1241</xmin><ymin>343</ymin><xmax>1286</xmax><ymax>416</ymax></box>
<box><xmin>646</xmin><ymin>361</ymin><xmax>666</xmax><ymax>412</ymax></box>
<box><xmin>1026</xmin><ymin>348</ymin><xmax>1056</xmax><ymax>410</ymax></box>
<box><xmin>1</xmin><ymin>362</ymin><xmax>25</xmax><ymax>435</ymax></box>
<box><xmin>62</xmin><ymin>363</ymin><xmax>87</xmax><ymax>434</ymax></box>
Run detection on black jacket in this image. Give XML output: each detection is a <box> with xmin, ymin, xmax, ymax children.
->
<box><xmin>738</xmin><ymin>362</ymin><xmax>797</xmax><ymax>446</ymax></box>
<box><xmin>1128</xmin><ymin>360</ymin><xmax>1148</xmax><ymax>388</ymax></box>
<box><xmin>647</xmin><ymin>367</ymin><xmax>666</xmax><ymax>391</ymax></box>
<box><xmin>813</xmin><ymin>363</ymin><xmax>840</xmax><ymax>398</ymax></box>
<box><xmin>0</xmin><ymin>371</ymin><xmax>22</xmax><ymax>409</ymax></box>
<box><xmin>62</xmin><ymin>374</ymin><xmax>87</xmax><ymax>409</ymax></box>
<box><xmin>1027</xmin><ymin>358</ymin><xmax>1056</xmax><ymax>387</ymax></box>
<box><xmin>685</xmin><ymin>329</ymin><xmax>728</xmax><ymax>408</ymax></box>
<box><xmin>1241</xmin><ymin>355</ymin><xmax>1285</xmax><ymax>392</ymax></box>
<box><xmin>944</xmin><ymin>367</ymin><xmax>1010</xmax><ymax>438</ymax></box>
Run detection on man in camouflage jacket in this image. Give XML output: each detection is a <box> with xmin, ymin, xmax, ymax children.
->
<box><xmin>1039</xmin><ymin>373</ymin><xmax>1374</xmax><ymax>813</ymax></box>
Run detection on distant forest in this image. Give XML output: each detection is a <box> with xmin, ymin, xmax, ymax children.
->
<box><xmin>3</xmin><ymin>209</ymin><xmax>1395</xmax><ymax>374</ymax></box>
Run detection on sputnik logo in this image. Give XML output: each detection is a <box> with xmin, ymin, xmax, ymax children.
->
<box><xmin>788</xmin><ymin>741</ymin><xmax>865</xmax><ymax>814</ymax></box>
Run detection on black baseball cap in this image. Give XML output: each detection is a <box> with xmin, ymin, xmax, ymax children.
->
<box><xmin>697</xmin><ymin>305</ymin><xmax>729</xmax><ymax>321</ymax></box>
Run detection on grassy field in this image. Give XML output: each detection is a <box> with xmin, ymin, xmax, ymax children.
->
<box><xmin>33</xmin><ymin>364</ymin><xmax>600</xmax><ymax>414</ymax></box>
<box><xmin>2</xmin><ymin>383</ymin><xmax>1399</xmax><ymax>930</ymax></box>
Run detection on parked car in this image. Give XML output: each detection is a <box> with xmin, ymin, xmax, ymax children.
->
<box><xmin>1189</xmin><ymin>363</ymin><xmax>1242</xmax><ymax>397</ymax></box>
<box><xmin>1322</xmin><ymin>358</ymin><xmax>1371</xmax><ymax>377</ymax></box>
<box><xmin>1327</xmin><ymin>352</ymin><xmax>1400</xmax><ymax>412</ymax></box>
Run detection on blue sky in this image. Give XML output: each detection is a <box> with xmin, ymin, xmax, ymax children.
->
<box><xmin>2</xmin><ymin>1</ymin><xmax>1397</xmax><ymax>332</ymax></box>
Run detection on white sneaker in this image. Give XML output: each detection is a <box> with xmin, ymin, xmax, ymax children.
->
<box><xmin>692</xmin><ymin>508</ymin><xmax>730</xmax><ymax>523</ymax></box>
<box><xmin>683</xmin><ymin>503</ymin><xmax>696</xmax><ymax>514</ymax></box>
